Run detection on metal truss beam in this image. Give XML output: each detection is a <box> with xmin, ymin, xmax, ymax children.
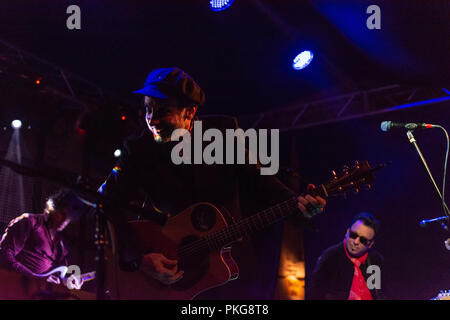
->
<box><xmin>0</xmin><ymin>38</ymin><xmax>112</xmax><ymax>110</ymax></box>
<box><xmin>239</xmin><ymin>85</ymin><xmax>450</xmax><ymax>131</ymax></box>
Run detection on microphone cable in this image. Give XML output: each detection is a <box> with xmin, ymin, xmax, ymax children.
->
<box><xmin>434</xmin><ymin>125</ymin><xmax>450</xmax><ymax>219</ymax></box>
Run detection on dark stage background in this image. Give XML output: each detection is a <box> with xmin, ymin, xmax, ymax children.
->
<box><xmin>282</xmin><ymin>100</ymin><xmax>450</xmax><ymax>300</ymax></box>
<box><xmin>0</xmin><ymin>0</ymin><xmax>448</xmax><ymax>300</ymax></box>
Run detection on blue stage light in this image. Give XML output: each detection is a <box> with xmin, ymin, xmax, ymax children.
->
<box><xmin>292</xmin><ymin>50</ymin><xmax>314</xmax><ymax>70</ymax></box>
<box><xmin>210</xmin><ymin>0</ymin><xmax>234</xmax><ymax>12</ymax></box>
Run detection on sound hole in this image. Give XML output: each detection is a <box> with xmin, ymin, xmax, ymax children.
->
<box><xmin>173</xmin><ymin>235</ymin><xmax>209</xmax><ymax>290</ymax></box>
<box><xmin>190</xmin><ymin>204</ymin><xmax>217</xmax><ymax>232</ymax></box>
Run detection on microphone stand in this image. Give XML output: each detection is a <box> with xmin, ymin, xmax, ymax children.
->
<box><xmin>93</xmin><ymin>202</ymin><xmax>108</xmax><ymax>300</ymax></box>
<box><xmin>406</xmin><ymin>130</ymin><xmax>450</xmax><ymax>233</ymax></box>
<box><xmin>72</xmin><ymin>176</ymin><xmax>109</xmax><ymax>300</ymax></box>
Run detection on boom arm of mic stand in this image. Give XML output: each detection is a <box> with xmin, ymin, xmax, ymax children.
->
<box><xmin>406</xmin><ymin>130</ymin><xmax>450</xmax><ymax>217</ymax></box>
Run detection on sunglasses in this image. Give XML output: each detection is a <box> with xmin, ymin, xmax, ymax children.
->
<box><xmin>348</xmin><ymin>230</ymin><xmax>372</xmax><ymax>246</ymax></box>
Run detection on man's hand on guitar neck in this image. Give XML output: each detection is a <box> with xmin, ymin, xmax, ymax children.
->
<box><xmin>297</xmin><ymin>184</ymin><xmax>326</xmax><ymax>218</ymax></box>
<box><xmin>140</xmin><ymin>253</ymin><xmax>184</xmax><ymax>285</ymax></box>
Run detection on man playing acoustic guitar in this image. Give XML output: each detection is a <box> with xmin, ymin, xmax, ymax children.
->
<box><xmin>99</xmin><ymin>67</ymin><xmax>326</xmax><ymax>299</ymax></box>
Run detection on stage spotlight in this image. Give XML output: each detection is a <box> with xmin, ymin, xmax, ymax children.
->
<box><xmin>11</xmin><ymin>120</ymin><xmax>22</xmax><ymax>129</ymax></box>
<box><xmin>292</xmin><ymin>50</ymin><xmax>314</xmax><ymax>70</ymax></box>
<box><xmin>210</xmin><ymin>0</ymin><xmax>234</xmax><ymax>12</ymax></box>
<box><xmin>114</xmin><ymin>149</ymin><xmax>122</xmax><ymax>158</ymax></box>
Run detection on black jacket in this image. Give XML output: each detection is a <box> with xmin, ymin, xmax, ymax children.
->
<box><xmin>100</xmin><ymin>115</ymin><xmax>303</xmax><ymax>299</ymax></box>
<box><xmin>308</xmin><ymin>242</ymin><xmax>386</xmax><ymax>300</ymax></box>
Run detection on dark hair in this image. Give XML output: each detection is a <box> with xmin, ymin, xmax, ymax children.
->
<box><xmin>350</xmin><ymin>212</ymin><xmax>380</xmax><ymax>235</ymax></box>
<box><xmin>174</xmin><ymin>94</ymin><xmax>198</xmax><ymax>110</ymax></box>
<box><xmin>45</xmin><ymin>188</ymin><xmax>79</xmax><ymax>214</ymax></box>
<box><xmin>144</xmin><ymin>95</ymin><xmax>197</xmax><ymax>112</ymax></box>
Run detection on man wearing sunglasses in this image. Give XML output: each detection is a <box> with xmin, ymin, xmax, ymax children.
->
<box><xmin>99</xmin><ymin>67</ymin><xmax>326</xmax><ymax>299</ymax></box>
<box><xmin>308</xmin><ymin>212</ymin><xmax>386</xmax><ymax>300</ymax></box>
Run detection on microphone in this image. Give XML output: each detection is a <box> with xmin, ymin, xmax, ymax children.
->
<box><xmin>419</xmin><ymin>216</ymin><xmax>449</xmax><ymax>228</ymax></box>
<box><xmin>380</xmin><ymin>121</ymin><xmax>436</xmax><ymax>132</ymax></box>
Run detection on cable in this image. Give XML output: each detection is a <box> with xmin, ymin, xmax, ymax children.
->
<box><xmin>435</xmin><ymin>125</ymin><xmax>450</xmax><ymax>218</ymax></box>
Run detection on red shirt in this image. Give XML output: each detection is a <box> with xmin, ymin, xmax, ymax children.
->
<box><xmin>343</xmin><ymin>240</ymin><xmax>373</xmax><ymax>300</ymax></box>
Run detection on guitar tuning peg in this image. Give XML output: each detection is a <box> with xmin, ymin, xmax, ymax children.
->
<box><xmin>332</xmin><ymin>170</ymin><xmax>338</xmax><ymax>179</ymax></box>
<box><xmin>342</xmin><ymin>165</ymin><xmax>349</xmax><ymax>173</ymax></box>
<box><xmin>354</xmin><ymin>160</ymin><xmax>360</xmax><ymax>167</ymax></box>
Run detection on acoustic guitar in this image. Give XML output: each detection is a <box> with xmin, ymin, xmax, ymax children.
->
<box><xmin>108</xmin><ymin>161</ymin><xmax>383</xmax><ymax>299</ymax></box>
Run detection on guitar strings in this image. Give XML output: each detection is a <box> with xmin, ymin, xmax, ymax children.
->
<box><xmin>176</xmin><ymin>197</ymin><xmax>298</xmax><ymax>260</ymax></box>
<box><xmin>177</xmin><ymin>198</ymin><xmax>297</xmax><ymax>260</ymax></box>
<box><xmin>207</xmin><ymin>198</ymin><xmax>296</xmax><ymax>248</ymax></box>
<box><xmin>178</xmin><ymin>185</ymin><xmax>328</xmax><ymax>258</ymax></box>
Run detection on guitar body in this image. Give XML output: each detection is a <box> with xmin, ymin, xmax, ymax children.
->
<box><xmin>108</xmin><ymin>202</ymin><xmax>239</xmax><ymax>300</ymax></box>
<box><xmin>0</xmin><ymin>268</ymin><xmax>96</xmax><ymax>300</ymax></box>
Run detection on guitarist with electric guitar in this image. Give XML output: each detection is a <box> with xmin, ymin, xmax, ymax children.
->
<box><xmin>0</xmin><ymin>188</ymin><xmax>91</xmax><ymax>296</ymax></box>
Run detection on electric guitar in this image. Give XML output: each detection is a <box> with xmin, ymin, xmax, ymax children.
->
<box><xmin>34</xmin><ymin>266</ymin><xmax>96</xmax><ymax>288</ymax></box>
<box><xmin>109</xmin><ymin>161</ymin><xmax>384</xmax><ymax>299</ymax></box>
<box><xmin>431</xmin><ymin>290</ymin><xmax>450</xmax><ymax>300</ymax></box>
<box><xmin>0</xmin><ymin>267</ymin><xmax>96</xmax><ymax>300</ymax></box>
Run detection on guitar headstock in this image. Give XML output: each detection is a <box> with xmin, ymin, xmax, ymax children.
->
<box><xmin>322</xmin><ymin>161</ymin><xmax>378</xmax><ymax>198</ymax></box>
<box><xmin>432</xmin><ymin>290</ymin><xmax>450</xmax><ymax>300</ymax></box>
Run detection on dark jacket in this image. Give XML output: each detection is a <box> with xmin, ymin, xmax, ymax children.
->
<box><xmin>308</xmin><ymin>242</ymin><xmax>386</xmax><ymax>300</ymax></box>
<box><xmin>100</xmin><ymin>115</ymin><xmax>303</xmax><ymax>299</ymax></box>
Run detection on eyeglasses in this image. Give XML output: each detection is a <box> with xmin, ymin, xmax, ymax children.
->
<box><xmin>348</xmin><ymin>230</ymin><xmax>372</xmax><ymax>246</ymax></box>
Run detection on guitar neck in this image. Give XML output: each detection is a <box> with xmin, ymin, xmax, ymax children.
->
<box><xmin>80</xmin><ymin>271</ymin><xmax>96</xmax><ymax>282</ymax></box>
<box><xmin>205</xmin><ymin>185</ymin><xmax>327</xmax><ymax>250</ymax></box>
